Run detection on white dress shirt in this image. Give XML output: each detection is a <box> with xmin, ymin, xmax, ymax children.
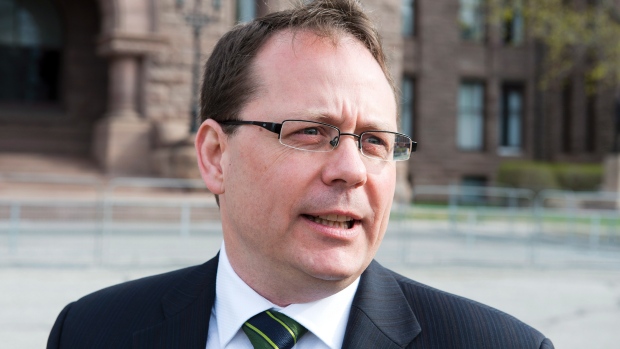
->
<box><xmin>205</xmin><ymin>243</ymin><xmax>360</xmax><ymax>349</ymax></box>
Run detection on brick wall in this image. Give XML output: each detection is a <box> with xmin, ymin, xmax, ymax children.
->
<box><xmin>400</xmin><ymin>0</ymin><xmax>614</xmax><ymax>187</ymax></box>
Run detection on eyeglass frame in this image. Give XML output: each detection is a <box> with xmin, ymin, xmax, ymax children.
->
<box><xmin>218</xmin><ymin>119</ymin><xmax>417</xmax><ymax>161</ymax></box>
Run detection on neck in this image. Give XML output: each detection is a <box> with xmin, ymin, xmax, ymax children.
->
<box><xmin>225</xmin><ymin>246</ymin><xmax>356</xmax><ymax>306</ymax></box>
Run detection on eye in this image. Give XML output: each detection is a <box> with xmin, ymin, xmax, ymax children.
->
<box><xmin>298</xmin><ymin>127</ymin><xmax>320</xmax><ymax>136</ymax></box>
<box><xmin>360</xmin><ymin>132</ymin><xmax>393</xmax><ymax>160</ymax></box>
<box><xmin>364</xmin><ymin>134</ymin><xmax>388</xmax><ymax>146</ymax></box>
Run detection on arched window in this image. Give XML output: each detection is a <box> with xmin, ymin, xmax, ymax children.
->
<box><xmin>0</xmin><ymin>0</ymin><xmax>63</xmax><ymax>103</ymax></box>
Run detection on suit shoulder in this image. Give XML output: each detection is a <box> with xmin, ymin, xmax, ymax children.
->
<box><xmin>68</xmin><ymin>265</ymin><xmax>199</xmax><ymax>321</ymax></box>
<box><xmin>390</xmin><ymin>269</ymin><xmax>538</xmax><ymax>327</ymax></box>
<box><xmin>51</xmin><ymin>263</ymin><xmax>212</xmax><ymax>348</ymax></box>
<box><xmin>383</xmin><ymin>267</ymin><xmax>551</xmax><ymax>348</ymax></box>
<box><xmin>77</xmin><ymin>265</ymin><xmax>197</xmax><ymax>304</ymax></box>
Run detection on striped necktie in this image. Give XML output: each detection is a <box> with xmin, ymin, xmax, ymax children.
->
<box><xmin>242</xmin><ymin>310</ymin><xmax>308</xmax><ymax>349</ymax></box>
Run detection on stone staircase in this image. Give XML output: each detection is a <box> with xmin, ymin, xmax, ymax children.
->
<box><xmin>0</xmin><ymin>122</ymin><xmax>94</xmax><ymax>156</ymax></box>
<box><xmin>0</xmin><ymin>153</ymin><xmax>105</xmax><ymax>200</ymax></box>
<box><xmin>0</xmin><ymin>152</ymin><xmax>213</xmax><ymax>201</ymax></box>
<box><xmin>0</xmin><ymin>153</ymin><xmax>102</xmax><ymax>176</ymax></box>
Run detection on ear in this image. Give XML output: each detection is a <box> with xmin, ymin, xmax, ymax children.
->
<box><xmin>195</xmin><ymin>119</ymin><xmax>227</xmax><ymax>195</ymax></box>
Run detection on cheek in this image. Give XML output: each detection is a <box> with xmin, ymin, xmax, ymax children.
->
<box><xmin>223</xmin><ymin>146</ymin><xmax>274</xmax><ymax>217</ymax></box>
<box><xmin>370</xmin><ymin>168</ymin><xmax>396</xmax><ymax>200</ymax></box>
<box><xmin>267</xmin><ymin>150</ymin><xmax>320</xmax><ymax>184</ymax></box>
<box><xmin>229</xmin><ymin>147</ymin><xmax>313</xmax><ymax>214</ymax></box>
<box><xmin>369</xmin><ymin>171</ymin><xmax>396</xmax><ymax>227</ymax></box>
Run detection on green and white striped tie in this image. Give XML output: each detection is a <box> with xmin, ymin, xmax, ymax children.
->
<box><xmin>242</xmin><ymin>310</ymin><xmax>308</xmax><ymax>349</ymax></box>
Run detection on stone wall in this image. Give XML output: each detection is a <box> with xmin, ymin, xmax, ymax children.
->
<box><xmin>2</xmin><ymin>0</ymin><xmax>615</xmax><ymax>194</ymax></box>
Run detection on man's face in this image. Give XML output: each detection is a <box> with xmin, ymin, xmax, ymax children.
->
<box><xmin>218</xmin><ymin>30</ymin><xmax>397</xmax><ymax>292</ymax></box>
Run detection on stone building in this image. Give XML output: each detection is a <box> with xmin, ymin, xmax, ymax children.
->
<box><xmin>0</xmin><ymin>0</ymin><xmax>614</xmax><ymax>197</ymax></box>
<box><xmin>400</xmin><ymin>0</ymin><xmax>615</xmax><ymax>188</ymax></box>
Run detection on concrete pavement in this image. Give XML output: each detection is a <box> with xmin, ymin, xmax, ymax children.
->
<box><xmin>2</xmin><ymin>230</ymin><xmax>619</xmax><ymax>349</ymax></box>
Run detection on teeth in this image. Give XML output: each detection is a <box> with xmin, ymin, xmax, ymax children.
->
<box><xmin>318</xmin><ymin>214</ymin><xmax>352</xmax><ymax>222</ymax></box>
<box><xmin>309</xmin><ymin>215</ymin><xmax>354</xmax><ymax>229</ymax></box>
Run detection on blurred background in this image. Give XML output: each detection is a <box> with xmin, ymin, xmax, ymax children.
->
<box><xmin>1</xmin><ymin>0</ymin><xmax>620</xmax><ymax>348</ymax></box>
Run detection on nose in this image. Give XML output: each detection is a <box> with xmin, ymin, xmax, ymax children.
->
<box><xmin>321</xmin><ymin>135</ymin><xmax>367</xmax><ymax>188</ymax></box>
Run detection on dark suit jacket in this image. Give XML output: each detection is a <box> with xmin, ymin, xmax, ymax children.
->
<box><xmin>48</xmin><ymin>256</ymin><xmax>554</xmax><ymax>348</ymax></box>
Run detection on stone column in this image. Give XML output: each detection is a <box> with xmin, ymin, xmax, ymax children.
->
<box><xmin>106</xmin><ymin>56</ymin><xmax>141</xmax><ymax>120</ymax></box>
<box><xmin>603</xmin><ymin>154</ymin><xmax>620</xmax><ymax>191</ymax></box>
<box><xmin>93</xmin><ymin>53</ymin><xmax>151</xmax><ymax>175</ymax></box>
<box><xmin>394</xmin><ymin>161</ymin><xmax>413</xmax><ymax>205</ymax></box>
<box><xmin>602</xmin><ymin>95</ymin><xmax>620</xmax><ymax>206</ymax></box>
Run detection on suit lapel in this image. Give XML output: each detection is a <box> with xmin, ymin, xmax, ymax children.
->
<box><xmin>130</xmin><ymin>256</ymin><xmax>421</xmax><ymax>348</ymax></box>
<box><xmin>342</xmin><ymin>261</ymin><xmax>421</xmax><ymax>349</ymax></box>
<box><xmin>132</xmin><ymin>255</ymin><xmax>219</xmax><ymax>349</ymax></box>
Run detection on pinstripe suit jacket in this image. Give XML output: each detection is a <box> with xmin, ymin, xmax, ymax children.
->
<box><xmin>48</xmin><ymin>256</ymin><xmax>554</xmax><ymax>348</ymax></box>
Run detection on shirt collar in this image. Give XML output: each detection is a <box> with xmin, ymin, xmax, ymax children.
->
<box><xmin>215</xmin><ymin>243</ymin><xmax>360</xmax><ymax>349</ymax></box>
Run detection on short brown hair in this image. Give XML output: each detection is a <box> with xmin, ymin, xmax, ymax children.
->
<box><xmin>199</xmin><ymin>0</ymin><xmax>394</xmax><ymax>127</ymax></box>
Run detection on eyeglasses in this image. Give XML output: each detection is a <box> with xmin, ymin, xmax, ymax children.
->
<box><xmin>219</xmin><ymin>119</ymin><xmax>417</xmax><ymax>161</ymax></box>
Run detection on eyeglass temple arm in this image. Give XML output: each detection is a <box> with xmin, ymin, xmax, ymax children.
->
<box><xmin>219</xmin><ymin>120</ymin><xmax>282</xmax><ymax>134</ymax></box>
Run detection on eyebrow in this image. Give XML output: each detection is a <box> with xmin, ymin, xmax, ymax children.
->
<box><xmin>300</xmin><ymin>113</ymin><xmax>395</xmax><ymax>132</ymax></box>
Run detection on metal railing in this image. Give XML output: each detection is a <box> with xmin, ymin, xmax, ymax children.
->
<box><xmin>409</xmin><ymin>185</ymin><xmax>620</xmax><ymax>244</ymax></box>
<box><xmin>1</xmin><ymin>175</ymin><xmax>619</xmax><ymax>267</ymax></box>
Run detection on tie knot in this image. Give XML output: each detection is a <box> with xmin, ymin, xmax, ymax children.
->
<box><xmin>242</xmin><ymin>310</ymin><xmax>308</xmax><ymax>349</ymax></box>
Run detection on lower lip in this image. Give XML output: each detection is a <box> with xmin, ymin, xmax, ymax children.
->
<box><xmin>302</xmin><ymin>215</ymin><xmax>360</xmax><ymax>240</ymax></box>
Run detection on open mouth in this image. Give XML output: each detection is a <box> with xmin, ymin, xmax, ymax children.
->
<box><xmin>303</xmin><ymin>214</ymin><xmax>356</xmax><ymax>229</ymax></box>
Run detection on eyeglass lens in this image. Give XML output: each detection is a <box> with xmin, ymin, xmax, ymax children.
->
<box><xmin>279</xmin><ymin>120</ymin><xmax>411</xmax><ymax>161</ymax></box>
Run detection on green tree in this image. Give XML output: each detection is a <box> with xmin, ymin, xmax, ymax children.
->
<box><xmin>488</xmin><ymin>0</ymin><xmax>620</xmax><ymax>92</ymax></box>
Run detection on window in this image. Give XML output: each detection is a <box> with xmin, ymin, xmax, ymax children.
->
<box><xmin>585</xmin><ymin>51</ymin><xmax>597</xmax><ymax>153</ymax></box>
<box><xmin>457</xmin><ymin>82</ymin><xmax>485</xmax><ymax>150</ymax></box>
<box><xmin>503</xmin><ymin>0</ymin><xmax>524</xmax><ymax>45</ymax></box>
<box><xmin>0</xmin><ymin>0</ymin><xmax>62</xmax><ymax>103</ymax></box>
<box><xmin>402</xmin><ymin>0</ymin><xmax>415</xmax><ymax>36</ymax></box>
<box><xmin>561</xmin><ymin>79</ymin><xmax>573</xmax><ymax>153</ymax></box>
<box><xmin>462</xmin><ymin>175</ymin><xmax>487</xmax><ymax>187</ymax></box>
<box><xmin>499</xmin><ymin>84</ymin><xmax>524</xmax><ymax>152</ymax></box>
<box><xmin>460</xmin><ymin>0</ymin><xmax>485</xmax><ymax>42</ymax></box>
<box><xmin>236</xmin><ymin>0</ymin><xmax>257</xmax><ymax>23</ymax></box>
<box><xmin>585</xmin><ymin>92</ymin><xmax>597</xmax><ymax>152</ymax></box>
<box><xmin>400</xmin><ymin>76</ymin><xmax>415</xmax><ymax>137</ymax></box>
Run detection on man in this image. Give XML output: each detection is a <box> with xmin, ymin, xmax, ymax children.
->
<box><xmin>48</xmin><ymin>1</ymin><xmax>554</xmax><ymax>348</ymax></box>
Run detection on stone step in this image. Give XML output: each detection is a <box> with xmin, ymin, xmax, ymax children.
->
<box><xmin>0</xmin><ymin>124</ymin><xmax>93</xmax><ymax>156</ymax></box>
<box><xmin>0</xmin><ymin>153</ymin><xmax>101</xmax><ymax>176</ymax></box>
<box><xmin>0</xmin><ymin>153</ymin><xmax>214</xmax><ymax>203</ymax></box>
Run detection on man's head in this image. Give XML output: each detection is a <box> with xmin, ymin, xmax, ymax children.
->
<box><xmin>195</xmin><ymin>0</ymin><xmax>401</xmax><ymax>306</ymax></box>
<box><xmin>199</xmin><ymin>0</ymin><xmax>395</xmax><ymax>127</ymax></box>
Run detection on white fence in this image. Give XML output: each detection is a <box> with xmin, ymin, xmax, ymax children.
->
<box><xmin>1</xmin><ymin>174</ymin><xmax>620</xmax><ymax>267</ymax></box>
<box><xmin>409</xmin><ymin>185</ymin><xmax>620</xmax><ymax>246</ymax></box>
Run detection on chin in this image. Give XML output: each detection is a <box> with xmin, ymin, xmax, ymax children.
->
<box><xmin>304</xmin><ymin>259</ymin><xmax>365</xmax><ymax>282</ymax></box>
<box><xmin>295</xmin><ymin>245</ymin><xmax>372</xmax><ymax>282</ymax></box>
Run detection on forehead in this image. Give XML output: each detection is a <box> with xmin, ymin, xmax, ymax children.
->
<box><xmin>248</xmin><ymin>29</ymin><xmax>397</xmax><ymax>130</ymax></box>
